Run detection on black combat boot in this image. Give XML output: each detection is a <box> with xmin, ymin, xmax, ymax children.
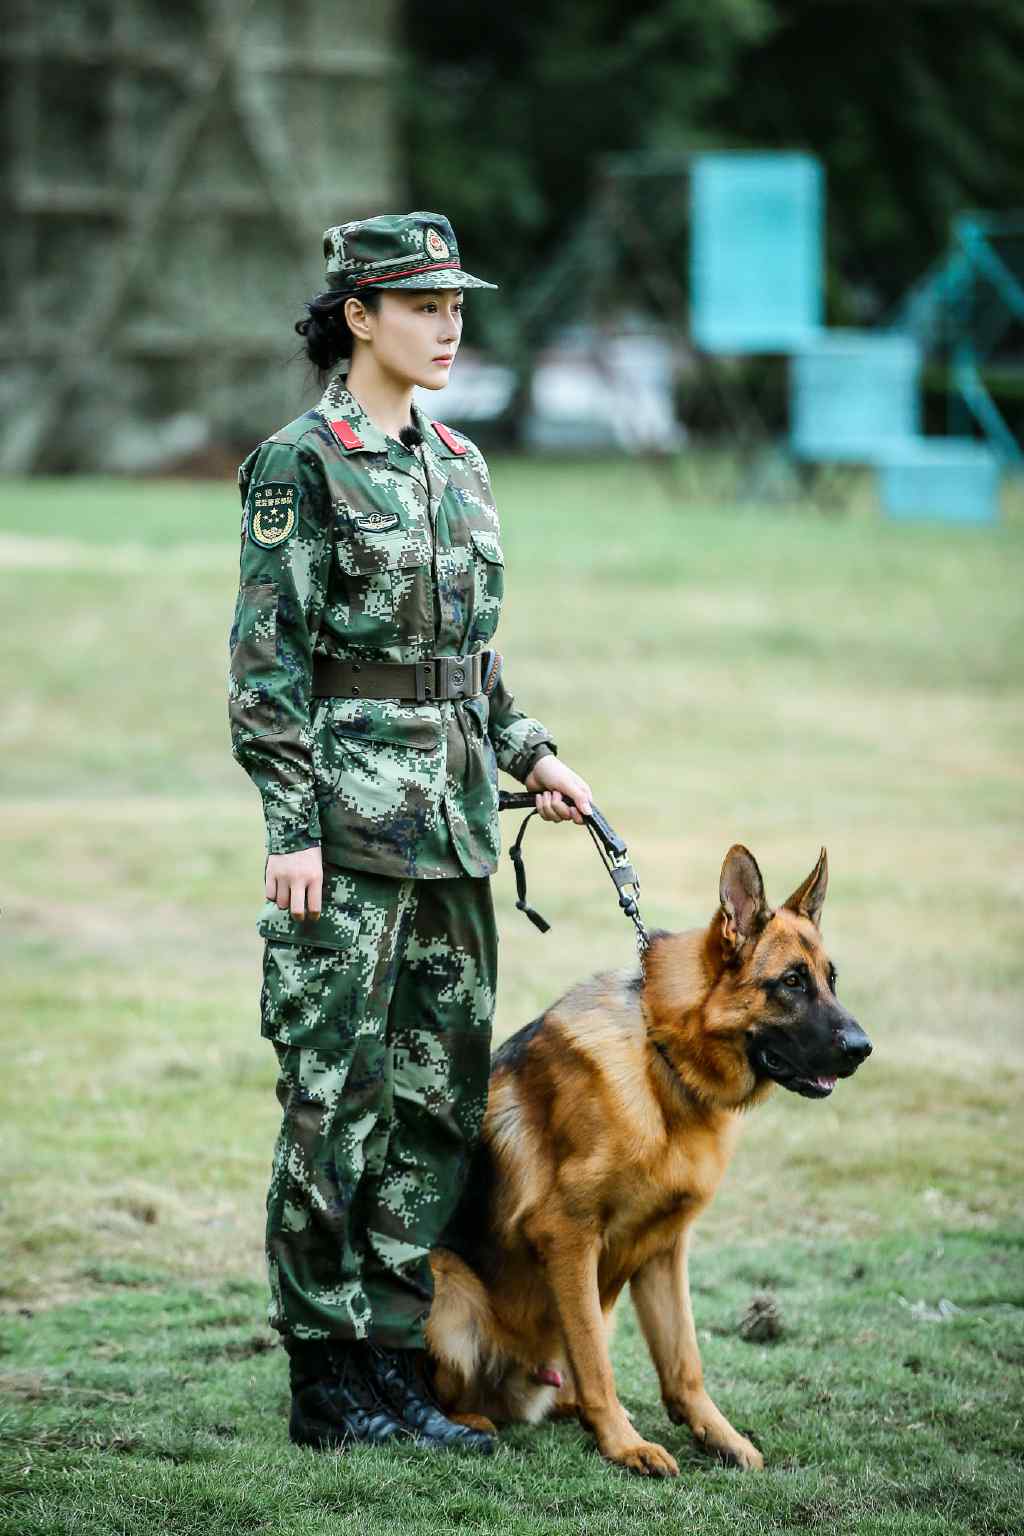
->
<box><xmin>286</xmin><ymin>1338</ymin><xmax>409</xmax><ymax>1450</ymax></box>
<box><xmin>358</xmin><ymin>1342</ymin><xmax>495</xmax><ymax>1454</ymax></box>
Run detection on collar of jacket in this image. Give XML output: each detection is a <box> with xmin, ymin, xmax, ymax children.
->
<box><xmin>316</xmin><ymin>374</ymin><xmax>467</xmax><ymax>499</ymax></box>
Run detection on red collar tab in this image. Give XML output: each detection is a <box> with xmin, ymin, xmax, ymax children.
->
<box><xmin>330</xmin><ymin>418</ymin><xmax>363</xmax><ymax>451</ymax></box>
<box><xmin>432</xmin><ymin>420</ymin><xmax>467</xmax><ymax>455</ymax></box>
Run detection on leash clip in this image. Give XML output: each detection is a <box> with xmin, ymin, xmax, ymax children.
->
<box><xmin>610</xmin><ymin>861</ymin><xmax>641</xmax><ymax>915</ymax></box>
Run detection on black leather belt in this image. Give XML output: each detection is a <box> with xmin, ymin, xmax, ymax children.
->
<box><xmin>312</xmin><ymin>652</ymin><xmax>484</xmax><ymax>702</ymax></box>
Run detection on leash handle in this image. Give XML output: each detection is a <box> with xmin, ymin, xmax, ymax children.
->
<box><xmin>497</xmin><ymin>790</ymin><xmax>649</xmax><ymax>960</ymax></box>
<box><xmin>497</xmin><ymin>791</ymin><xmax>627</xmax><ymax>858</ymax></box>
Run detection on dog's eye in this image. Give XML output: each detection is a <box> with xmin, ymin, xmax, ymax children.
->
<box><xmin>782</xmin><ymin>970</ymin><xmax>803</xmax><ymax>989</ymax></box>
<box><xmin>828</xmin><ymin>966</ymin><xmax>838</xmax><ymax>991</ymax></box>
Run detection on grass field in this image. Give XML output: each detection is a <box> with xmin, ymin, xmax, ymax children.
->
<box><xmin>2</xmin><ymin>461</ymin><xmax>1022</xmax><ymax>1533</ymax></box>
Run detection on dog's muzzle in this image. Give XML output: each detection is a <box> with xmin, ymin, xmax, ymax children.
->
<box><xmin>752</xmin><ymin>1024</ymin><xmax>872</xmax><ymax>1099</ymax></box>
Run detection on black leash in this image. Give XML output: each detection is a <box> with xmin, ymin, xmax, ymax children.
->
<box><xmin>498</xmin><ymin>791</ymin><xmax>650</xmax><ymax>964</ymax></box>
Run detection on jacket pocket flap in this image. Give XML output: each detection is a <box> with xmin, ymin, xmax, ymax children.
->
<box><xmin>330</xmin><ymin>699</ymin><xmax>443</xmax><ymax>751</ymax></box>
<box><xmin>469</xmin><ymin>528</ymin><xmax>504</xmax><ymax>565</ymax></box>
<box><xmin>335</xmin><ymin>529</ymin><xmax>432</xmax><ymax>576</ymax></box>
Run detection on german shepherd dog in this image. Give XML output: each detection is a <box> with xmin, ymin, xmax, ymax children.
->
<box><xmin>426</xmin><ymin>845</ymin><xmax>872</xmax><ymax>1476</ymax></box>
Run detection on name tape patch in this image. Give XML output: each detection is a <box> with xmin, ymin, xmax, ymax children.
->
<box><xmin>248</xmin><ymin>483</ymin><xmax>300</xmax><ymax>548</ymax></box>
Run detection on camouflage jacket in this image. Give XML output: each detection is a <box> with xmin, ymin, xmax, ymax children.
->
<box><xmin>228</xmin><ymin>374</ymin><xmax>555</xmax><ymax>880</ymax></box>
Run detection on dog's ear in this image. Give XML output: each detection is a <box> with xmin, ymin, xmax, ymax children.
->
<box><xmin>782</xmin><ymin>847</ymin><xmax>829</xmax><ymax>928</ymax></box>
<box><xmin>719</xmin><ymin>845</ymin><xmax>772</xmax><ymax>959</ymax></box>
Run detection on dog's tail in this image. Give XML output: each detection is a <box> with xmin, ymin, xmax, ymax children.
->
<box><xmin>427</xmin><ymin>1248</ymin><xmax>565</xmax><ymax>1426</ymax></box>
<box><xmin>426</xmin><ymin>1248</ymin><xmax>494</xmax><ymax>1408</ymax></box>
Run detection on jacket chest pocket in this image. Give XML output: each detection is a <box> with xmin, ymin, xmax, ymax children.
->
<box><xmin>333</xmin><ymin>517</ymin><xmax>433</xmax><ymax>643</ymax></box>
<box><xmin>468</xmin><ymin>527</ymin><xmax>505</xmax><ymax>644</ymax></box>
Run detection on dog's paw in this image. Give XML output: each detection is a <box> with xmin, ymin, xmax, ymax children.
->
<box><xmin>693</xmin><ymin>1423</ymin><xmax>763</xmax><ymax>1471</ymax></box>
<box><xmin>602</xmin><ymin>1433</ymin><xmax>679</xmax><ymax>1478</ymax></box>
<box><xmin>709</xmin><ymin>1433</ymin><xmax>763</xmax><ymax>1470</ymax></box>
<box><xmin>448</xmin><ymin>1412</ymin><xmax>498</xmax><ymax>1435</ymax></box>
<box><xmin>666</xmin><ymin>1394</ymin><xmax>764</xmax><ymax>1471</ymax></box>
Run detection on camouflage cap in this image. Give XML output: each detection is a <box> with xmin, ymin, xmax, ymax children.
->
<box><xmin>322</xmin><ymin>211</ymin><xmax>498</xmax><ymax>295</ymax></box>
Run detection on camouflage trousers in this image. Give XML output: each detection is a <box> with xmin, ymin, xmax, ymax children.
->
<box><xmin>259</xmin><ymin>865</ymin><xmax>497</xmax><ymax>1350</ymax></box>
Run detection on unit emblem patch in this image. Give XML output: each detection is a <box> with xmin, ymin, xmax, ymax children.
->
<box><xmin>354</xmin><ymin>510</ymin><xmax>401</xmax><ymax>533</ymax></box>
<box><xmin>425</xmin><ymin>227</ymin><xmax>451</xmax><ymax>260</ymax></box>
<box><xmin>248</xmin><ymin>483</ymin><xmax>300</xmax><ymax>548</ymax></box>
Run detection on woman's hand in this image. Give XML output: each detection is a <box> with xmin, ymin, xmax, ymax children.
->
<box><xmin>524</xmin><ymin>755</ymin><xmax>594</xmax><ymax>825</ymax></box>
<box><xmin>265</xmin><ymin>845</ymin><xmax>323</xmax><ymax>921</ymax></box>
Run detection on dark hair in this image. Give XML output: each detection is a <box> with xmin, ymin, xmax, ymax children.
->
<box><xmin>294</xmin><ymin>288</ymin><xmax>383</xmax><ymax>379</ymax></box>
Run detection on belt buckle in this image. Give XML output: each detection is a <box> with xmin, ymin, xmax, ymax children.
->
<box><xmin>439</xmin><ymin>655</ymin><xmax>475</xmax><ymax>699</ymax></box>
<box><xmin>423</xmin><ymin>655</ymin><xmax>480</xmax><ymax>701</ymax></box>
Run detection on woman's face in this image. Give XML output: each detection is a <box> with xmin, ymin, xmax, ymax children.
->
<box><xmin>352</xmin><ymin>288</ymin><xmax>464</xmax><ymax>391</ymax></box>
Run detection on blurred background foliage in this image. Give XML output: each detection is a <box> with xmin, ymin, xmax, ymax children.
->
<box><xmin>4</xmin><ymin>0</ymin><xmax>1022</xmax><ymax>466</ymax></box>
<box><xmin>402</xmin><ymin>0</ymin><xmax>1024</xmax><ymax>325</ymax></box>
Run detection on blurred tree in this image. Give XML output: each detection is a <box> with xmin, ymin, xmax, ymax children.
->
<box><xmin>728</xmin><ymin>0</ymin><xmax>1024</xmax><ymax>322</ymax></box>
<box><xmin>400</xmin><ymin>0</ymin><xmax>1024</xmax><ymax>329</ymax></box>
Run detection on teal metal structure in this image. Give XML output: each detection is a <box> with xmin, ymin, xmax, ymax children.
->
<box><xmin>879</xmin><ymin>440</ymin><xmax>1001</xmax><ymax>524</ymax></box>
<box><xmin>790</xmin><ymin>332</ymin><xmax>920</xmax><ymax>463</ymax></box>
<box><xmin>690</xmin><ymin>152</ymin><xmax>824</xmax><ymax>354</ymax></box>
<box><xmin>510</xmin><ymin>149</ymin><xmax>1013</xmax><ymax>522</ymax></box>
<box><xmin>890</xmin><ymin>213</ymin><xmax>1024</xmax><ymax>466</ymax></box>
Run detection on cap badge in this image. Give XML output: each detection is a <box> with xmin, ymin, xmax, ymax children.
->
<box><xmin>425</xmin><ymin>227</ymin><xmax>451</xmax><ymax>260</ymax></box>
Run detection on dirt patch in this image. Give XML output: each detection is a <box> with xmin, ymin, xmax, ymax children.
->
<box><xmin>0</xmin><ymin>1371</ymin><xmax>57</xmax><ymax>1401</ymax></box>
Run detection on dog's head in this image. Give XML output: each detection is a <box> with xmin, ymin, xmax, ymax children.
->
<box><xmin>709</xmin><ymin>844</ymin><xmax>872</xmax><ymax>1101</ymax></box>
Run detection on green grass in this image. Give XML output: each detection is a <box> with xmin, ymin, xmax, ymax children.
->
<box><xmin>1</xmin><ymin>460</ymin><xmax>1022</xmax><ymax>1532</ymax></box>
<box><xmin>2</xmin><ymin>1233</ymin><xmax>1021</xmax><ymax>1535</ymax></box>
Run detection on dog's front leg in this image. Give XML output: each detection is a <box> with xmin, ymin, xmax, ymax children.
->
<box><xmin>538</xmin><ymin>1228</ymin><xmax>679</xmax><ymax>1477</ymax></box>
<box><xmin>630</xmin><ymin>1231</ymin><xmax>763</xmax><ymax>1470</ymax></box>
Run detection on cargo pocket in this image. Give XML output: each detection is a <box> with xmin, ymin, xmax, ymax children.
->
<box><xmin>258</xmin><ymin>865</ymin><xmax>365</xmax><ymax>955</ymax></box>
<box><xmin>315</xmin><ymin>701</ymin><xmax>446</xmax><ymax>872</ymax></box>
<box><xmin>259</xmin><ymin>941</ymin><xmax>357</xmax><ymax>1045</ymax></box>
<box><xmin>327</xmin><ymin>703</ymin><xmax>444</xmax><ymax>797</ymax></box>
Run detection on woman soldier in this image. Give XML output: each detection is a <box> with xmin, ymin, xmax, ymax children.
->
<box><xmin>228</xmin><ymin>211</ymin><xmax>592</xmax><ymax>1454</ymax></box>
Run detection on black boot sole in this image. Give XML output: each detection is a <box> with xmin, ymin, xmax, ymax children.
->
<box><xmin>406</xmin><ymin>1427</ymin><xmax>496</xmax><ymax>1455</ymax></box>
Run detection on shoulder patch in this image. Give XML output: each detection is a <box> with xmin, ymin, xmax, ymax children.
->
<box><xmin>248</xmin><ymin>482</ymin><xmax>301</xmax><ymax>548</ymax></box>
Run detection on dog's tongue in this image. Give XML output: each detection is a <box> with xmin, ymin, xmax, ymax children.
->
<box><xmin>530</xmin><ymin>1366</ymin><xmax>564</xmax><ymax>1388</ymax></box>
<box><xmin>815</xmin><ymin>1075</ymin><xmax>837</xmax><ymax>1091</ymax></box>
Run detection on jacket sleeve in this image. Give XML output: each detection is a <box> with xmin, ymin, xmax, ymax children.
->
<box><xmin>228</xmin><ymin>440</ymin><xmax>333</xmax><ymax>855</ymax></box>
<box><xmin>463</xmin><ymin>441</ymin><xmax>558</xmax><ymax>784</ymax></box>
<box><xmin>486</xmin><ymin>669</ymin><xmax>557</xmax><ymax>784</ymax></box>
